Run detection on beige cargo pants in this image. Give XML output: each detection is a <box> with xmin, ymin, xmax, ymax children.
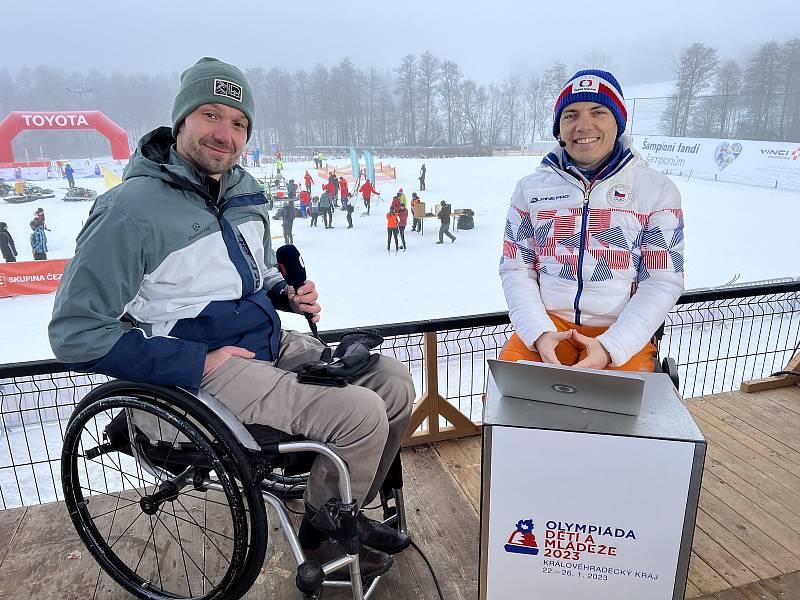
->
<box><xmin>200</xmin><ymin>330</ymin><xmax>415</xmax><ymax>510</ymax></box>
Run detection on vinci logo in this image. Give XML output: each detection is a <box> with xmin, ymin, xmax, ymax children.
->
<box><xmin>792</xmin><ymin>146</ymin><xmax>800</xmax><ymax>160</ymax></box>
<box><xmin>504</xmin><ymin>519</ymin><xmax>539</xmax><ymax>555</ymax></box>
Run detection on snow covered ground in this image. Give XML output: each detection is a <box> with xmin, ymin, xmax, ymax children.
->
<box><xmin>1</xmin><ymin>153</ymin><xmax>799</xmax><ymax>364</ymax></box>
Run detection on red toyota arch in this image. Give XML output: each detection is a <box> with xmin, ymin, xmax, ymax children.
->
<box><xmin>0</xmin><ymin>110</ymin><xmax>131</xmax><ymax>163</ymax></box>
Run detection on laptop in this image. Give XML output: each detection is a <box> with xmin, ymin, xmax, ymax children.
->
<box><xmin>487</xmin><ymin>359</ymin><xmax>645</xmax><ymax>416</ymax></box>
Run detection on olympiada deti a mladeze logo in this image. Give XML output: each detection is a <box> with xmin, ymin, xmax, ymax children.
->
<box><xmin>504</xmin><ymin>519</ymin><xmax>539</xmax><ymax>555</ymax></box>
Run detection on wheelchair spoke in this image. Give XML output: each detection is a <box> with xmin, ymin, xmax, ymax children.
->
<box><xmin>170</xmin><ymin>503</ymin><xmax>195</xmax><ymax>598</ymax></box>
<box><xmin>158</xmin><ymin>506</ymin><xmax>235</xmax><ymax>544</ymax></box>
<box><xmin>107</xmin><ymin>507</ymin><xmax>148</xmax><ymax>551</ymax></box>
<box><xmin>183</xmin><ymin>490</ymin><xmax>237</xmax><ymax>509</ymax></box>
<box><xmin>150</xmin><ymin>514</ymin><xmax>165</xmax><ymax>592</ymax></box>
<box><xmin>174</xmin><ymin>495</ymin><xmax>235</xmax><ymax>559</ymax></box>
<box><xmin>150</xmin><ymin>505</ymin><xmax>223</xmax><ymax>590</ymax></box>
<box><xmin>78</xmin><ymin>454</ymin><xmax>151</xmax><ymax>499</ymax></box>
<box><xmin>78</xmin><ymin>487</ymin><xmax>140</xmax><ymax>515</ymax></box>
<box><xmin>133</xmin><ymin>505</ymin><xmax>162</xmax><ymax>576</ymax></box>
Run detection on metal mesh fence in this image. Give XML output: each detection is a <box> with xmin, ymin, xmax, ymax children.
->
<box><xmin>1</xmin><ymin>282</ymin><xmax>798</xmax><ymax>509</ymax></box>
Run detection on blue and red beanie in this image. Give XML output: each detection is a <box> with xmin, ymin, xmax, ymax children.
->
<box><xmin>552</xmin><ymin>69</ymin><xmax>627</xmax><ymax>140</ymax></box>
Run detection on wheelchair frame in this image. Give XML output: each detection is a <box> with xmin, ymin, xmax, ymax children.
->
<box><xmin>61</xmin><ymin>380</ymin><xmax>405</xmax><ymax>600</ymax></box>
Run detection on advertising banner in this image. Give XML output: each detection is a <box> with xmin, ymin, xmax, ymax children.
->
<box><xmin>0</xmin><ymin>259</ymin><xmax>68</xmax><ymax>298</ymax></box>
<box><xmin>349</xmin><ymin>146</ymin><xmax>359</xmax><ymax>178</ymax></box>
<box><xmin>484</xmin><ymin>426</ymin><xmax>695</xmax><ymax>599</ymax></box>
<box><xmin>631</xmin><ymin>134</ymin><xmax>800</xmax><ymax>188</ymax></box>
<box><xmin>364</xmin><ymin>150</ymin><xmax>376</xmax><ymax>185</ymax></box>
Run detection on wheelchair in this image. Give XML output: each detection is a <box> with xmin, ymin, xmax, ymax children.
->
<box><xmin>654</xmin><ymin>322</ymin><xmax>680</xmax><ymax>389</ymax></box>
<box><xmin>60</xmin><ymin>379</ymin><xmax>406</xmax><ymax>600</ymax></box>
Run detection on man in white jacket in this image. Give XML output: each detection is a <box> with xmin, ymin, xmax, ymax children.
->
<box><xmin>499</xmin><ymin>69</ymin><xmax>684</xmax><ymax>371</ymax></box>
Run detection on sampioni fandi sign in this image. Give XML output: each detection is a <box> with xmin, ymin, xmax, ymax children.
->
<box><xmin>630</xmin><ymin>134</ymin><xmax>800</xmax><ymax>188</ymax></box>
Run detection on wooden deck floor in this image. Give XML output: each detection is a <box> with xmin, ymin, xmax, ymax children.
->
<box><xmin>0</xmin><ymin>385</ymin><xmax>799</xmax><ymax>599</ymax></box>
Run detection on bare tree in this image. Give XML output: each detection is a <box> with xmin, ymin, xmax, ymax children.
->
<box><xmin>395</xmin><ymin>54</ymin><xmax>417</xmax><ymax>145</ymax></box>
<box><xmin>416</xmin><ymin>51</ymin><xmax>440</xmax><ymax>145</ymax></box>
<box><xmin>437</xmin><ymin>60</ymin><xmax>462</xmax><ymax>145</ymax></box>
<box><xmin>742</xmin><ymin>42</ymin><xmax>782</xmax><ymax>139</ymax></box>
<box><xmin>485</xmin><ymin>84</ymin><xmax>504</xmax><ymax>146</ymax></box>
<box><xmin>525</xmin><ymin>75</ymin><xmax>550</xmax><ymax>141</ymax></box>
<box><xmin>778</xmin><ymin>38</ymin><xmax>800</xmax><ymax>141</ymax></box>
<box><xmin>294</xmin><ymin>70</ymin><xmax>311</xmax><ymax>146</ymax></box>
<box><xmin>708</xmin><ymin>60</ymin><xmax>744</xmax><ymax>137</ymax></box>
<box><xmin>308</xmin><ymin>64</ymin><xmax>330</xmax><ymax>145</ymax></box>
<box><xmin>660</xmin><ymin>43</ymin><xmax>718</xmax><ymax>137</ymax></box>
<box><xmin>460</xmin><ymin>79</ymin><xmax>485</xmax><ymax>145</ymax></box>
<box><xmin>541</xmin><ymin>62</ymin><xmax>568</xmax><ymax>109</ymax></box>
<box><xmin>329</xmin><ymin>58</ymin><xmax>360</xmax><ymax>146</ymax></box>
<box><xmin>502</xmin><ymin>77</ymin><xmax>523</xmax><ymax>146</ymax></box>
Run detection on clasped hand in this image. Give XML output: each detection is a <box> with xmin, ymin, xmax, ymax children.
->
<box><xmin>534</xmin><ymin>329</ymin><xmax>611</xmax><ymax>369</ymax></box>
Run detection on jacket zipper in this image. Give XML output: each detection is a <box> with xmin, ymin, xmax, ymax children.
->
<box><xmin>207</xmin><ymin>193</ymin><xmax>262</xmax><ymax>293</ymax></box>
<box><xmin>573</xmin><ymin>185</ymin><xmax>591</xmax><ymax>325</ymax></box>
<box><xmin>551</xmin><ymin>153</ymin><xmax>628</xmax><ymax>327</ymax></box>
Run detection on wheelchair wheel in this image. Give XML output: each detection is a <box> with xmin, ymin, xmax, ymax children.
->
<box><xmin>61</xmin><ymin>383</ymin><xmax>267</xmax><ymax>600</ymax></box>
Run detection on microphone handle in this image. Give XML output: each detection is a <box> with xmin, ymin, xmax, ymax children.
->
<box><xmin>304</xmin><ymin>312</ymin><xmax>321</xmax><ymax>341</ymax></box>
<box><xmin>291</xmin><ymin>282</ymin><xmax>321</xmax><ymax>341</ymax></box>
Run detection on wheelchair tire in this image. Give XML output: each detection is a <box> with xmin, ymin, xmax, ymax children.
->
<box><xmin>61</xmin><ymin>382</ymin><xmax>268</xmax><ymax>600</ymax></box>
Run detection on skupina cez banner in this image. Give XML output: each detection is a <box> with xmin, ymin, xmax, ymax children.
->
<box><xmin>0</xmin><ymin>259</ymin><xmax>68</xmax><ymax>298</ymax></box>
<box><xmin>630</xmin><ymin>134</ymin><xmax>800</xmax><ymax>188</ymax></box>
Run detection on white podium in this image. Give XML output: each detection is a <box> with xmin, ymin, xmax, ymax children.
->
<box><xmin>479</xmin><ymin>372</ymin><xmax>705</xmax><ymax>600</ymax></box>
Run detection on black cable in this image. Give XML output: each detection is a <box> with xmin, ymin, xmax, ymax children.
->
<box><xmin>410</xmin><ymin>539</ymin><xmax>445</xmax><ymax>600</ymax></box>
<box><xmin>274</xmin><ymin>479</ymin><xmax>305</xmax><ymax>515</ymax></box>
<box><xmin>769</xmin><ymin>370</ymin><xmax>800</xmax><ymax>377</ymax></box>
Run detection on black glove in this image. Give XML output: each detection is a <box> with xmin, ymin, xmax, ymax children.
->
<box><xmin>293</xmin><ymin>331</ymin><xmax>384</xmax><ymax>387</ymax></box>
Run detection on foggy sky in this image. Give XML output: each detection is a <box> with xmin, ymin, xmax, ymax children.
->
<box><xmin>7</xmin><ymin>0</ymin><xmax>799</xmax><ymax>86</ymax></box>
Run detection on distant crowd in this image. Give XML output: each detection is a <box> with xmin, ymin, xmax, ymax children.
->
<box><xmin>275</xmin><ymin>162</ymin><xmax>455</xmax><ymax>252</ymax></box>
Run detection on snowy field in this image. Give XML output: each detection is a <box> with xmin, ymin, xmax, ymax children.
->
<box><xmin>1</xmin><ymin>153</ymin><xmax>799</xmax><ymax>364</ymax></box>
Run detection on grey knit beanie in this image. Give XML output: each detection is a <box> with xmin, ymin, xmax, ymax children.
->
<box><xmin>171</xmin><ymin>57</ymin><xmax>255</xmax><ymax>140</ymax></box>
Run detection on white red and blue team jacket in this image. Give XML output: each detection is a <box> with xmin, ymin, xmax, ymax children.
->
<box><xmin>499</xmin><ymin>143</ymin><xmax>685</xmax><ymax>367</ymax></box>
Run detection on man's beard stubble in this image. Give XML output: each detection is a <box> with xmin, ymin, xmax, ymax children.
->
<box><xmin>181</xmin><ymin>136</ymin><xmax>240</xmax><ymax>176</ymax></box>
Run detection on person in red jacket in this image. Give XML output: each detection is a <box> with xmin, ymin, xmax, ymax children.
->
<box><xmin>397</xmin><ymin>204</ymin><xmax>409</xmax><ymax>251</ymax></box>
<box><xmin>338</xmin><ymin>176</ymin><xmax>349</xmax><ymax>207</ymax></box>
<box><xmin>298</xmin><ymin>189</ymin><xmax>311</xmax><ymax>218</ymax></box>
<box><xmin>359</xmin><ymin>179</ymin><xmax>379</xmax><ymax>215</ymax></box>
<box><xmin>322</xmin><ymin>180</ymin><xmax>336</xmax><ymax>197</ymax></box>
<box><xmin>304</xmin><ymin>171</ymin><xmax>314</xmax><ymax>193</ymax></box>
<box><xmin>34</xmin><ymin>207</ymin><xmax>51</xmax><ymax>231</ymax></box>
<box><xmin>386</xmin><ymin>209</ymin><xmax>400</xmax><ymax>252</ymax></box>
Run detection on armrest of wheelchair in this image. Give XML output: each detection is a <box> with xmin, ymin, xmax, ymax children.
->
<box><xmin>180</xmin><ymin>387</ymin><xmax>262</xmax><ymax>452</ymax></box>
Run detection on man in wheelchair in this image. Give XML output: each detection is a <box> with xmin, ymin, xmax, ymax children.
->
<box><xmin>49</xmin><ymin>57</ymin><xmax>415</xmax><ymax>584</ymax></box>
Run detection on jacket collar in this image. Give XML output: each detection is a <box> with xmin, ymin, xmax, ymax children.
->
<box><xmin>542</xmin><ymin>138</ymin><xmax>636</xmax><ymax>186</ymax></box>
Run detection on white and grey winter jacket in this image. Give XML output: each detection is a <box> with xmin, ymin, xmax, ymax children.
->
<box><xmin>500</xmin><ymin>142</ymin><xmax>685</xmax><ymax>366</ymax></box>
<box><xmin>49</xmin><ymin>128</ymin><xmax>288</xmax><ymax>389</ymax></box>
